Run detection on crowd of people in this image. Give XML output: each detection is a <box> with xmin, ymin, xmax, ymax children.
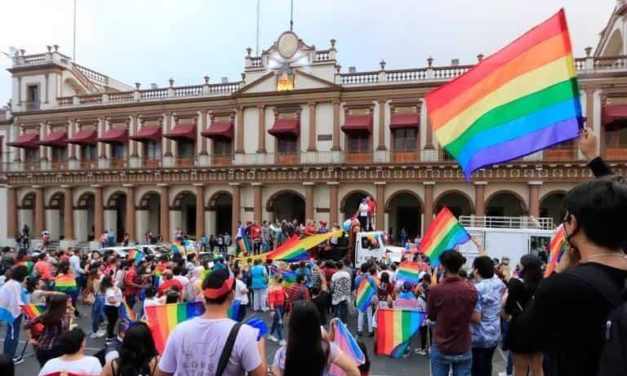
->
<box><xmin>0</xmin><ymin>128</ymin><xmax>624</xmax><ymax>376</ymax></box>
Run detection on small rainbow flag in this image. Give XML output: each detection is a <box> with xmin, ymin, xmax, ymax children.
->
<box><xmin>145</xmin><ymin>302</ymin><xmax>205</xmax><ymax>353</ymax></box>
<box><xmin>17</xmin><ymin>260</ymin><xmax>34</xmax><ymax>274</ymax></box>
<box><xmin>119</xmin><ymin>298</ymin><xmax>137</xmax><ymax>321</ymax></box>
<box><xmin>330</xmin><ymin>319</ymin><xmax>365</xmax><ymax>375</ymax></box>
<box><xmin>54</xmin><ymin>274</ymin><xmax>78</xmax><ymax>296</ymax></box>
<box><xmin>396</xmin><ymin>261</ymin><xmax>421</xmax><ymax>285</ymax></box>
<box><xmin>280</xmin><ymin>270</ymin><xmax>297</xmax><ymax>288</ymax></box>
<box><xmin>355</xmin><ymin>276</ymin><xmax>376</xmax><ymax>312</ymax></box>
<box><xmin>418</xmin><ymin>207</ymin><xmax>471</xmax><ymax>267</ymax></box>
<box><xmin>266</xmin><ymin>231</ymin><xmax>342</xmax><ymax>262</ymax></box>
<box><xmin>425</xmin><ymin>9</ymin><xmax>581</xmax><ymax>179</ymax></box>
<box><xmin>544</xmin><ymin>224</ymin><xmax>567</xmax><ymax>277</ymax></box>
<box><xmin>22</xmin><ymin>304</ymin><xmax>46</xmax><ymax>333</ymax></box>
<box><xmin>376</xmin><ymin>308</ymin><xmax>426</xmax><ymax>358</ymax></box>
<box><xmin>127</xmin><ymin>249</ymin><xmax>143</xmax><ymax>263</ymax></box>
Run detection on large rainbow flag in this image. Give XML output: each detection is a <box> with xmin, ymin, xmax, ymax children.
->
<box><xmin>419</xmin><ymin>207</ymin><xmax>471</xmax><ymax>267</ymax></box>
<box><xmin>355</xmin><ymin>276</ymin><xmax>377</xmax><ymax>312</ymax></box>
<box><xmin>375</xmin><ymin>308</ymin><xmax>426</xmax><ymax>358</ymax></box>
<box><xmin>544</xmin><ymin>224</ymin><xmax>567</xmax><ymax>277</ymax></box>
<box><xmin>425</xmin><ymin>9</ymin><xmax>581</xmax><ymax>179</ymax></box>
<box><xmin>54</xmin><ymin>274</ymin><xmax>78</xmax><ymax>296</ymax></box>
<box><xmin>265</xmin><ymin>230</ymin><xmax>342</xmax><ymax>261</ymax></box>
<box><xmin>396</xmin><ymin>261</ymin><xmax>421</xmax><ymax>285</ymax></box>
<box><xmin>145</xmin><ymin>302</ymin><xmax>205</xmax><ymax>353</ymax></box>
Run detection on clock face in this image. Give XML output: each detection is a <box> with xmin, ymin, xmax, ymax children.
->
<box><xmin>277</xmin><ymin>32</ymin><xmax>299</xmax><ymax>59</ymax></box>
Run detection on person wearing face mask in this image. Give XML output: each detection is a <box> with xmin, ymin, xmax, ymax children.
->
<box><xmin>510</xmin><ymin>177</ymin><xmax>627</xmax><ymax>376</ymax></box>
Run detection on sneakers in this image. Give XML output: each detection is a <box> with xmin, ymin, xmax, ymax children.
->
<box><xmin>497</xmin><ymin>372</ymin><xmax>512</xmax><ymax>376</ymax></box>
<box><xmin>12</xmin><ymin>356</ymin><xmax>24</xmax><ymax>365</ymax></box>
<box><xmin>268</xmin><ymin>335</ymin><xmax>279</xmax><ymax>343</ymax></box>
<box><xmin>89</xmin><ymin>332</ymin><xmax>99</xmax><ymax>339</ymax></box>
<box><xmin>356</xmin><ymin>331</ymin><xmax>363</xmax><ymax>337</ymax></box>
<box><xmin>368</xmin><ymin>331</ymin><xmax>374</xmax><ymax>337</ymax></box>
<box><xmin>90</xmin><ymin>330</ymin><xmax>106</xmax><ymax>339</ymax></box>
<box><xmin>279</xmin><ymin>339</ymin><xmax>287</xmax><ymax>346</ymax></box>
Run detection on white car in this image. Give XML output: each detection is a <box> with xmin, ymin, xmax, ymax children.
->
<box><xmin>95</xmin><ymin>244</ymin><xmax>171</xmax><ymax>259</ymax></box>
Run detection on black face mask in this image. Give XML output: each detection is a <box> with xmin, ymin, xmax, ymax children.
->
<box><xmin>564</xmin><ymin>214</ymin><xmax>580</xmax><ymax>253</ymax></box>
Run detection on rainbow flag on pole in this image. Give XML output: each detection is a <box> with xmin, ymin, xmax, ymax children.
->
<box><xmin>127</xmin><ymin>249</ymin><xmax>143</xmax><ymax>264</ymax></box>
<box><xmin>418</xmin><ymin>207</ymin><xmax>471</xmax><ymax>267</ymax></box>
<box><xmin>425</xmin><ymin>9</ymin><xmax>581</xmax><ymax>179</ymax></box>
<box><xmin>145</xmin><ymin>302</ymin><xmax>205</xmax><ymax>353</ymax></box>
<box><xmin>54</xmin><ymin>274</ymin><xmax>78</xmax><ymax>296</ymax></box>
<box><xmin>396</xmin><ymin>261</ymin><xmax>421</xmax><ymax>285</ymax></box>
<box><xmin>544</xmin><ymin>224</ymin><xmax>567</xmax><ymax>277</ymax></box>
<box><xmin>375</xmin><ymin>308</ymin><xmax>426</xmax><ymax>358</ymax></box>
<box><xmin>22</xmin><ymin>304</ymin><xmax>46</xmax><ymax>333</ymax></box>
<box><xmin>355</xmin><ymin>276</ymin><xmax>377</xmax><ymax>312</ymax></box>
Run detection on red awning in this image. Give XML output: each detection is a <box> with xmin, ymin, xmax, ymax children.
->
<box><xmin>98</xmin><ymin>128</ymin><xmax>129</xmax><ymax>144</ymax></box>
<box><xmin>39</xmin><ymin>131</ymin><xmax>68</xmax><ymax>147</ymax></box>
<box><xmin>67</xmin><ymin>129</ymin><xmax>97</xmax><ymax>145</ymax></box>
<box><xmin>164</xmin><ymin>123</ymin><xmax>196</xmax><ymax>141</ymax></box>
<box><xmin>268</xmin><ymin>119</ymin><xmax>300</xmax><ymax>137</ymax></box>
<box><xmin>602</xmin><ymin>104</ymin><xmax>627</xmax><ymax>126</ymax></box>
<box><xmin>7</xmin><ymin>133</ymin><xmax>40</xmax><ymax>149</ymax></box>
<box><xmin>390</xmin><ymin>113</ymin><xmax>420</xmax><ymax>129</ymax></box>
<box><xmin>130</xmin><ymin>126</ymin><xmax>162</xmax><ymax>142</ymax></box>
<box><xmin>201</xmin><ymin>122</ymin><xmax>234</xmax><ymax>139</ymax></box>
<box><xmin>341</xmin><ymin>115</ymin><xmax>373</xmax><ymax>134</ymax></box>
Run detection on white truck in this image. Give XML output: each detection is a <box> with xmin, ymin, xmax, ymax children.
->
<box><xmin>457</xmin><ymin>216</ymin><xmax>557</xmax><ymax>267</ymax></box>
<box><xmin>354</xmin><ymin>231</ymin><xmax>405</xmax><ymax>267</ymax></box>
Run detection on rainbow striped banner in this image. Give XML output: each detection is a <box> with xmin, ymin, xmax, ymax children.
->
<box><xmin>396</xmin><ymin>261</ymin><xmax>421</xmax><ymax>285</ymax></box>
<box><xmin>544</xmin><ymin>224</ymin><xmax>567</xmax><ymax>277</ymax></box>
<box><xmin>127</xmin><ymin>249</ymin><xmax>143</xmax><ymax>264</ymax></box>
<box><xmin>376</xmin><ymin>308</ymin><xmax>426</xmax><ymax>358</ymax></box>
<box><xmin>418</xmin><ymin>207</ymin><xmax>471</xmax><ymax>267</ymax></box>
<box><xmin>425</xmin><ymin>9</ymin><xmax>581</xmax><ymax>179</ymax></box>
<box><xmin>355</xmin><ymin>276</ymin><xmax>376</xmax><ymax>312</ymax></box>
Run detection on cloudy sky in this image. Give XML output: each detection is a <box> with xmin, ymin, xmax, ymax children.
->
<box><xmin>0</xmin><ymin>0</ymin><xmax>618</xmax><ymax>106</ymax></box>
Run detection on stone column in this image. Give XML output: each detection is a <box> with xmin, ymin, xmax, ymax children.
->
<box><xmin>130</xmin><ymin>115</ymin><xmax>139</xmax><ymax>158</ymax></box>
<box><xmin>231</xmin><ymin>183</ymin><xmax>241</xmax><ymax>236</ymax></box>
<box><xmin>474</xmin><ymin>182</ymin><xmax>487</xmax><ymax>227</ymax></box>
<box><xmin>423</xmin><ymin>182</ymin><xmax>435</xmax><ymax>232</ymax></box>
<box><xmin>7</xmin><ymin>187</ymin><xmax>17</xmax><ymax>239</ymax></box>
<box><xmin>424</xmin><ymin>103</ymin><xmax>434</xmax><ymax>149</ymax></box>
<box><xmin>97</xmin><ymin>118</ymin><xmax>106</xmax><ymax>159</ymax></box>
<box><xmin>199</xmin><ymin>111</ymin><xmax>208</xmax><ymax>155</ymax></box>
<box><xmin>307</xmin><ymin>102</ymin><xmax>317</xmax><ymax>151</ymax></box>
<box><xmin>257</xmin><ymin>106</ymin><xmax>266</xmax><ymax>153</ymax></box>
<box><xmin>35</xmin><ymin>186</ymin><xmax>45</xmax><ymax>236</ymax></box>
<box><xmin>328</xmin><ymin>182</ymin><xmax>339</xmax><ymax>225</ymax></box>
<box><xmin>377</xmin><ymin>100</ymin><xmax>387</xmax><ymax>150</ymax></box>
<box><xmin>124</xmin><ymin>185</ymin><xmax>136</xmax><ymax>242</ymax></box>
<box><xmin>68</xmin><ymin>120</ymin><xmax>76</xmax><ymax>160</ymax></box>
<box><xmin>93</xmin><ymin>185</ymin><xmax>103</xmax><ymax>238</ymax></box>
<box><xmin>195</xmin><ymin>184</ymin><xmax>205</xmax><ymax>237</ymax></box>
<box><xmin>331</xmin><ymin>101</ymin><xmax>341</xmax><ymax>151</ymax></box>
<box><xmin>375</xmin><ymin>182</ymin><xmax>385</xmax><ymax>230</ymax></box>
<box><xmin>529</xmin><ymin>181</ymin><xmax>542</xmax><ymax>219</ymax></box>
<box><xmin>163</xmin><ymin>112</ymin><xmax>172</xmax><ymax>157</ymax></box>
<box><xmin>159</xmin><ymin>184</ymin><xmax>170</xmax><ymax>242</ymax></box>
<box><xmin>235</xmin><ymin>106</ymin><xmax>245</xmax><ymax>154</ymax></box>
<box><xmin>304</xmin><ymin>182</ymin><xmax>315</xmax><ymax>221</ymax></box>
<box><xmin>252</xmin><ymin>183</ymin><xmax>263</xmax><ymax>223</ymax></box>
<box><xmin>63</xmin><ymin>186</ymin><xmax>74</xmax><ymax>240</ymax></box>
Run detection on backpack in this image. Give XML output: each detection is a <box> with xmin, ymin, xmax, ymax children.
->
<box><xmin>570</xmin><ymin>265</ymin><xmax>627</xmax><ymax>376</ymax></box>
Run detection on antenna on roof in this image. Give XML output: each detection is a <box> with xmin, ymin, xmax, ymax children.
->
<box><xmin>73</xmin><ymin>0</ymin><xmax>77</xmax><ymax>61</ymax></box>
<box><xmin>289</xmin><ymin>0</ymin><xmax>294</xmax><ymax>31</ymax></box>
<box><xmin>255</xmin><ymin>0</ymin><xmax>260</xmax><ymax>55</ymax></box>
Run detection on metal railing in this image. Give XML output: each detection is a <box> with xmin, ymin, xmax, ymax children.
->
<box><xmin>459</xmin><ymin>216</ymin><xmax>554</xmax><ymax>230</ymax></box>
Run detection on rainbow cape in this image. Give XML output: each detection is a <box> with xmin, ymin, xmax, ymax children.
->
<box><xmin>425</xmin><ymin>9</ymin><xmax>581</xmax><ymax>179</ymax></box>
<box><xmin>375</xmin><ymin>308</ymin><xmax>426</xmax><ymax>358</ymax></box>
<box><xmin>396</xmin><ymin>261</ymin><xmax>421</xmax><ymax>285</ymax></box>
<box><xmin>54</xmin><ymin>274</ymin><xmax>78</xmax><ymax>296</ymax></box>
<box><xmin>330</xmin><ymin>319</ymin><xmax>365</xmax><ymax>375</ymax></box>
<box><xmin>119</xmin><ymin>298</ymin><xmax>137</xmax><ymax>321</ymax></box>
<box><xmin>418</xmin><ymin>207</ymin><xmax>471</xmax><ymax>267</ymax></box>
<box><xmin>145</xmin><ymin>302</ymin><xmax>206</xmax><ymax>353</ymax></box>
<box><xmin>266</xmin><ymin>230</ymin><xmax>342</xmax><ymax>261</ymax></box>
<box><xmin>544</xmin><ymin>224</ymin><xmax>567</xmax><ymax>277</ymax></box>
<box><xmin>127</xmin><ymin>249</ymin><xmax>143</xmax><ymax>264</ymax></box>
<box><xmin>355</xmin><ymin>276</ymin><xmax>376</xmax><ymax>312</ymax></box>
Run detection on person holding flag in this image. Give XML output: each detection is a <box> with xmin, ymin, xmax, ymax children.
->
<box><xmin>0</xmin><ymin>265</ymin><xmax>28</xmax><ymax>362</ymax></box>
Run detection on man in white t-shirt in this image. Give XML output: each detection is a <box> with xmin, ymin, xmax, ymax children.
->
<box><xmin>234</xmin><ymin>271</ymin><xmax>249</xmax><ymax>322</ymax></box>
<box><xmin>358</xmin><ymin>198</ymin><xmax>369</xmax><ymax>231</ymax></box>
<box><xmin>38</xmin><ymin>328</ymin><xmax>102</xmax><ymax>376</ymax></box>
<box><xmin>157</xmin><ymin>268</ymin><xmax>266</xmax><ymax>376</ymax></box>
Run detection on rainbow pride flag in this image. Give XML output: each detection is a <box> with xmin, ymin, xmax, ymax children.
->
<box><xmin>375</xmin><ymin>308</ymin><xmax>426</xmax><ymax>358</ymax></box>
<box><xmin>145</xmin><ymin>302</ymin><xmax>205</xmax><ymax>353</ymax></box>
<box><xmin>54</xmin><ymin>274</ymin><xmax>78</xmax><ymax>296</ymax></box>
<box><xmin>119</xmin><ymin>298</ymin><xmax>137</xmax><ymax>321</ymax></box>
<box><xmin>127</xmin><ymin>249</ymin><xmax>143</xmax><ymax>264</ymax></box>
<box><xmin>280</xmin><ymin>270</ymin><xmax>297</xmax><ymax>288</ymax></box>
<box><xmin>17</xmin><ymin>260</ymin><xmax>34</xmax><ymax>274</ymax></box>
<box><xmin>396</xmin><ymin>261</ymin><xmax>421</xmax><ymax>285</ymax></box>
<box><xmin>330</xmin><ymin>319</ymin><xmax>365</xmax><ymax>375</ymax></box>
<box><xmin>419</xmin><ymin>207</ymin><xmax>471</xmax><ymax>267</ymax></box>
<box><xmin>425</xmin><ymin>9</ymin><xmax>581</xmax><ymax>179</ymax></box>
<box><xmin>355</xmin><ymin>276</ymin><xmax>376</xmax><ymax>312</ymax></box>
<box><xmin>544</xmin><ymin>224</ymin><xmax>567</xmax><ymax>277</ymax></box>
<box><xmin>265</xmin><ymin>230</ymin><xmax>342</xmax><ymax>261</ymax></box>
<box><xmin>22</xmin><ymin>304</ymin><xmax>46</xmax><ymax>333</ymax></box>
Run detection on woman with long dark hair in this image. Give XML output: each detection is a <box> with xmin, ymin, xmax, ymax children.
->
<box><xmin>102</xmin><ymin>276</ymin><xmax>122</xmax><ymax>342</ymax></box>
<box><xmin>271</xmin><ymin>300</ymin><xmax>359</xmax><ymax>376</ymax></box>
<box><xmin>25</xmin><ymin>294</ymin><xmax>72</xmax><ymax>366</ymax></box>
<box><xmin>503</xmin><ymin>254</ymin><xmax>544</xmax><ymax>376</ymax></box>
<box><xmin>100</xmin><ymin>322</ymin><xmax>159</xmax><ymax>376</ymax></box>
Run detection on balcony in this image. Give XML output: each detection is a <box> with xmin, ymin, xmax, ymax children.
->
<box><xmin>345</xmin><ymin>152</ymin><xmax>372</xmax><ymax>164</ymax></box>
<box><xmin>605</xmin><ymin>146</ymin><xmax>627</xmax><ymax>160</ymax></box>
<box><xmin>275</xmin><ymin>153</ymin><xmax>300</xmax><ymax>165</ymax></box>
<box><xmin>543</xmin><ymin>145</ymin><xmax>578</xmax><ymax>161</ymax></box>
<box><xmin>211</xmin><ymin>154</ymin><xmax>233</xmax><ymax>166</ymax></box>
<box><xmin>22</xmin><ymin>101</ymin><xmax>40</xmax><ymax>111</ymax></box>
<box><xmin>175</xmin><ymin>157</ymin><xmax>195</xmax><ymax>168</ymax></box>
<box><xmin>141</xmin><ymin>158</ymin><xmax>161</xmax><ymax>168</ymax></box>
<box><xmin>391</xmin><ymin>151</ymin><xmax>419</xmax><ymax>163</ymax></box>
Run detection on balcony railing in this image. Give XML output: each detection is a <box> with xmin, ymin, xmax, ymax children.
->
<box><xmin>543</xmin><ymin>145</ymin><xmax>578</xmax><ymax>161</ymax></box>
<box><xmin>605</xmin><ymin>146</ymin><xmax>627</xmax><ymax>160</ymax></box>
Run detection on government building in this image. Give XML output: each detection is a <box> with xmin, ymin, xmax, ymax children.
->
<box><xmin>1</xmin><ymin>3</ymin><xmax>627</xmax><ymax>249</ymax></box>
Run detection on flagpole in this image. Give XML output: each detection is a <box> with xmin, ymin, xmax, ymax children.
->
<box><xmin>72</xmin><ymin>0</ymin><xmax>77</xmax><ymax>61</ymax></box>
<box><xmin>255</xmin><ymin>0</ymin><xmax>260</xmax><ymax>56</ymax></box>
<box><xmin>289</xmin><ymin>0</ymin><xmax>294</xmax><ymax>31</ymax></box>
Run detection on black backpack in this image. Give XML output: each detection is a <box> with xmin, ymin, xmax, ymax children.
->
<box><xmin>571</xmin><ymin>265</ymin><xmax>627</xmax><ymax>376</ymax></box>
